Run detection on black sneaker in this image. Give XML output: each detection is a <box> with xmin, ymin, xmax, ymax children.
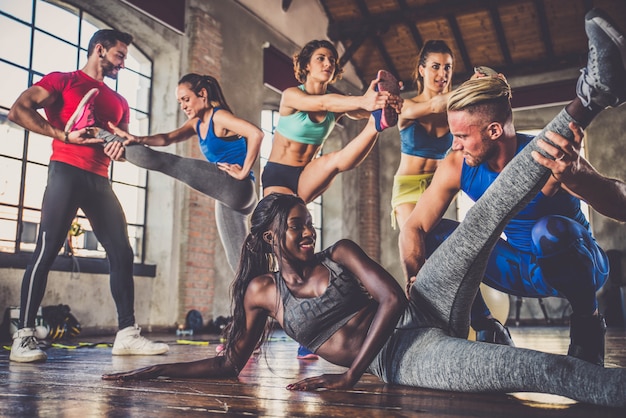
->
<box><xmin>567</xmin><ymin>314</ymin><xmax>606</xmax><ymax>366</ymax></box>
<box><xmin>475</xmin><ymin>318</ymin><xmax>515</xmax><ymax>347</ymax></box>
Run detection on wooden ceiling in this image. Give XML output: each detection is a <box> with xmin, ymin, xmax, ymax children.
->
<box><xmin>316</xmin><ymin>0</ymin><xmax>626</xmax><ymax>92</ymax></box>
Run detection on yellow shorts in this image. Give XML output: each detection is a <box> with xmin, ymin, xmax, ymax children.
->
<box><xmin>390</xmin><ymin>173</ymin><xmax>434</xmax><ymax>229</ymax></box>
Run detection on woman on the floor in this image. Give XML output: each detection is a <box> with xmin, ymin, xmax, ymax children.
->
<box><xmin>102</xmin><ymin>58</ymin><xmax>626</xmax><ymax>409</ymax></box>
<box><xmin>102</xmin><ymin>74</ymin><xmax>262</xmax><ymax>272</ymax></box>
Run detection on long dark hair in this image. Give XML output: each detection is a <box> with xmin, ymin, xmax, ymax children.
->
<box><xmin>293</xmin><ymin>39</ymin><xmax>344</xmax><ymax>84</ymax></box>
<box><xmin>224</xmin><ymin>193</ymin><xmax>306</xmax><ymax>359</ymax></box>
<box><xmin>413</xmin><ymin>40</ymin><xmax>454</xmax><ymax>95</ymax></box>
<box><xmin>178</xmin><ymin>73</ymin><xmax>232</xmax><ymax>112</ymax></box>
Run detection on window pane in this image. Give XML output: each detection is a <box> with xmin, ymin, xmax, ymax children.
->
<box><xmin>18</xmin><ymin>208</ymin><xmax>42</xmax><ymax>252</ymax></box>
<box><xmin>23</xmin><ymin>162</ymin><xmax>47</xmax><ymax>208</ymax></box>
<box><xmin>0</xmin><ymin>0</ymin><xmax>33</xmax><ymax>22</ymax></box>
<box><xmin>0</xmin><ymin>15</ymin><xmax>32</xmax><ymax>67</ymax></box>
<box><xmin>32</xmin><ymin>30</ymin><xmax>78</xmax><ymax>74</ymax></box>
<box><xmin>126</xmin><ymin>44</ymin><xmax>152</xmax><ymax>76</ymax></box>
<box><xmin>0</xmin><ymin>114</ymin><xmax>26</xmax><ymax>159</ymax></box>
<box><xmin>26</xmin><ymin>131</ymin><xmax>53</xmax><ymax>164</ymax></box>
<box><xmin>112</xmin><ymin>160</ymin><xmax>147</xmax><ymax>187</ymax></box>
<box><xmin>118</xmin><ymin>70</ymin><xmax>151</xmax><ymax>112</ymax></box>
<box><xmin>0</xmin><ymin>157</ymin><xmax>22</xmax><ymax>205</ymax></box>
<box><xmin>112</xmin><ymin>182</ymin><xmax>145</xmax><ymax>224</ymax></box>
<box><xmin>0</xmin><ymin>63</ymin><xmax>30</xmax><ymax>109</ymax></box>
<box><xmin>35</xmin><ymin>0</ymin><xmax>78</xmax><ymax>44</ymax></box>
<box><xmin>0</xmin><ymin>205</ymin><xmax>18</xmax><ymax>253</ymax></box>
<box><xmin>79</xmin><ymin>19</ymin><xmax>100</xmax><ymax>50</ymax></box>
<box><xmin>127</xmin><ymin>224</ymin><xmax>143</xmax><ymax>260</ymax></box>
<box><xmin>129</xmin><ymin>109</ymin><xmax>149</xmax><ymax>136</ymax></box>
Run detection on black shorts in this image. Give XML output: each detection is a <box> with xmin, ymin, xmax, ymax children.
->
<box><xmin>261</xmin><ymin>161</ymin><xmax>304</xmax><ymax>194</ymax></box>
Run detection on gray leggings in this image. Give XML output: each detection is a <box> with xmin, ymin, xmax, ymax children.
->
<box><xmin>368</xmin><ymin>108</ymin><xmax>626</xmax><ymax>408</ymax></box>
<box><xmin>102</xmin><ymin>132</ymin><xmax>257</xmax><ymax>272</ymax></box>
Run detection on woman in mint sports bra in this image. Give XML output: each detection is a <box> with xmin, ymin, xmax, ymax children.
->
<box><xmin>392</xmin><ymin>40</ymin><xmax>456</xmax><ymax>231</ymax></box>
<box><xmin>262</xmin><ymin>39</ymin><xmax>403</xmax><ymax>203</ymax></box>
<box><xmin>103</xmin><ymin>74</ymin><xmax>263</xmax><ymax>273</ymax></box>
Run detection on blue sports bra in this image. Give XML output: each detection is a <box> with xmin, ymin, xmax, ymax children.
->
<box><xmin>197</xmin><ymin>108</ymin><xmax>254</xmax><ymax>180</ymax></box>
<box><xmin>275</xmin><ymin>85</ymin><xmax>336</xmax><ymax>146</ymax></box>
<box><xmin>277</xmin><ymin>247</ymin><xmax>371</xmax><ymax>352</ymax></box>
<box><xmin>400</xmin><ymin>120</ymin><xmax>452</xmax><ymax>159</ymax></box>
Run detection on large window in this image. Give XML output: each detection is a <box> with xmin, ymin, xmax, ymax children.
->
<box><xmin>0</xmin><ymin>0</ymin><xmax>152</xmax><ymax>266</ymax></box>
<box><xmin>260</xmin><ymin>109</ymin><xmax>322</xmax><ymax>251</ymax></box>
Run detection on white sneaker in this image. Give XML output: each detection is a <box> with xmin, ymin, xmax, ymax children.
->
<box><xmin>112</xmin><ymin>324</ymin><xmax>169</xmax><ymax>356</ymax></box>
<box><xmin>10</xmin><ymin>328</ymin><xmax>47</xmax><ymax>363</ymax></box>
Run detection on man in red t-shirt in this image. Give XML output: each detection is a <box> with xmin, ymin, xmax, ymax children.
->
<box><xmin>8</xmin><ymin>29</ymin><xmax>168</xmax><ymax>363</ymax></box>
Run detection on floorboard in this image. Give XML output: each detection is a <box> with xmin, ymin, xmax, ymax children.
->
<box><xmin>1</xmin><ymin>326</ymin><xmax>625</xmax><ymax>417</ymax></box>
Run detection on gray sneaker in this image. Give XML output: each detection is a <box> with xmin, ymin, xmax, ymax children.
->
<box><xmin>576</xmin><ymin>8</ymin><xmax>626</xmax><ymax>109</ymax></box>
<box><xmin>112</xmin><ymin>324</ymin><xmax>169</xmax><ymax>356</ymax></box>
<box><xmin>10</xmin><ymin>328</ymin><xmax>47</xmax><ymax>363</ymax></box>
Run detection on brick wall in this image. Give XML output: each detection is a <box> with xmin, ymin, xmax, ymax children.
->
<box><xmin>177</xmin><ymin>6</ymin><xmax>222</xmax><ymax>323</ymax></box>
<box><xmin>359</xmin><ymin>143</ymin><xmax>381</xmax><ymax>261</ymax></box>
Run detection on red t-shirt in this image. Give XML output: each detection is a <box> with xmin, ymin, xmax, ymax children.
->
<box><xmin>35</xmin><ymin>70</ymin><xmax>130</xmax><ymax>177</ymax></box>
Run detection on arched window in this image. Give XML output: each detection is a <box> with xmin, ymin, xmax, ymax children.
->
<box><xmin>0</xmin><ymin>0</ymin><xmax>152</xmax><ymax>268</ymax></box>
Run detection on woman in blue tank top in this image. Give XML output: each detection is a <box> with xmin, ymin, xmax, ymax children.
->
<box><xmin>262</xmin><ymin>39</ymin><xmax>403</xmax><ymax>203</ymax></box>
<box><xmin>102</xmin><ymin>74</ymin><xmax>263</xmax><ymax>273</ymax></box>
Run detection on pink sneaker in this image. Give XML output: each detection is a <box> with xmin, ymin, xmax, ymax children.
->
<box><xmin>64</xmin><ymin>88</ymin><xmax>99</xmax><ymax>132</ymax></box>
<box><xmin>372</xmin><ymin>70</ymin><xmax>400</xmax><ymax>132</ymax></box>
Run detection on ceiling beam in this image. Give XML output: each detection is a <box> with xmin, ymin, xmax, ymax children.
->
<box><xmin>328</xmin><ymin>0</ymin><xmax>531</xmax><ymax>40</ymax></box>
<box><xmin>533</xmin><ymin>0</ymin><xmax>554</xmax><ymax>57</ymax></box>
<box><xmin>446</xmin><ymin>14</ymin><xmax>472</xmax><ymax>74</ymax></box>
<box><xmin>489</xmin><ymin>6</ymin><xmax>512</xmax><ymax>67</ymax></box>
<box><xmin>354</xmin><ymin>0</ymin><xmax>400</xmax><ymax>80</ymax></box>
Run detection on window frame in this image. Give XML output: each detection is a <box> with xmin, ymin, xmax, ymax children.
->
<box><xmin>0</xmin><ymin>0</ymin><xmax>154</xmax><ymax>276</ymax></box>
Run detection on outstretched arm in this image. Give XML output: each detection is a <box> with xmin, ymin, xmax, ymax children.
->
<box><xmin>102</xmin><ymin>276</ymin><xmax>272</xmax><ymax>382</ymax></box>
<box><xmin>102</xmin><ymin>355</ymin><xmax>238</xmax><ymax>381</ymax></box>
<box><xmin>287</xmin><ymin>239</ymin><xmax>407</xmax><ymax>391</ymax></box>
<box><xmin>280</xmin><ymin>76</ymin><xmax>400</xmax><ymax>118</ymax></box>
<box><xmin>532</xmin><ymin>122</ymin><xmax>626</xmax><ymax>222</ymax></box>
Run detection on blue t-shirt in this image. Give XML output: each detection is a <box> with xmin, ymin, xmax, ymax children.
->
<box><xmin>460</xmin><ymin>133</ymin><xmax>589</xmax><ymax>251</ymax></box>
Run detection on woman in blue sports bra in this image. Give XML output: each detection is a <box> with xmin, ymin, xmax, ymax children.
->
<box><xmin>392</xmin><ymin>40</ymin><xmax>456</xmax><ymax>231</ymax></box>
<box><xmin>102</xmin><ymin>74</ymin><xmax>263</xmax><ymax>273</ymax></box>
<box><xmin>262</xmin><ymin>39</ymin><xmax>403</xmax><ymax>203</ymax></box>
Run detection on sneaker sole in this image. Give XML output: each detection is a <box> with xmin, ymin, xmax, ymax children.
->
<box><xmin>375</xmin><ymin>70</ymin><xmax>400</xmax><ymax>130</ymax></box>
<box><xmin>112</xmin><ymin>347</ymin><xmax>169</xmax><ymax>356</ymax></box>
<box><xmin>64</xmin><ymin>87</ymin><xmax>100</xmax><ymax>132</ymax></box>
<box><xmin>296</xmin><ymin>354</ymin><xmax>319</xmax><ymax>360</ymax></box>
<box><xmin>587</xmin><ymin>9</ymin><xmax>626</xmax><ymax>69</ymax></box>
<box><xmin>10</xmin><ymin>353</ymin><xmax>47</xmax><ymax>363</ymax></box>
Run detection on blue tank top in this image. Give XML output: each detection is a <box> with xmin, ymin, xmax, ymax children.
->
<box><xmin>197</xmin><ymin>108</ymin><xmax>253</xmax><ymax>180</ymax></box>
<box><xmin>400</xmin><ymin>120</ymin><xmax>452</xmax><ymax>159</ymax></box>
<box><xmin>275</xmin><ymin>85</ymin><xmax>336</xmax><ymax>146</ymax></box>
<box><xmin>460</xmin><ymin>133</ymin><xmax>589</xmax><ymax>252</ymax></box>
<box><xmin>277</xmin><ymin>247</ymin><xmax>371</xmax><ymax>352</ymax></box>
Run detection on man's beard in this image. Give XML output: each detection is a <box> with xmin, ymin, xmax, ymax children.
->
<box><xmin>102</xmin><ymin>58</ymin><xmax>120</xmax><ymax>80</ymax></box>
<box><xmin>464</xmin><ymin>135</ymin><xmax>497</xmax><ymax>167</ymax></box>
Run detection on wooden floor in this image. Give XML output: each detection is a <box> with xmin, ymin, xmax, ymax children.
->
<box><xmin>1</xmin><ymin>326</ymin><xmax>625</xmax><ymax>417</ymax></box>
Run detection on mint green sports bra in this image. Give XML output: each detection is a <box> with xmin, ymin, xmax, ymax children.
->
<box><xmin>275</xmin><ymin>85</ymin><xmax>336</xmax><ymax>146</ymax></box>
